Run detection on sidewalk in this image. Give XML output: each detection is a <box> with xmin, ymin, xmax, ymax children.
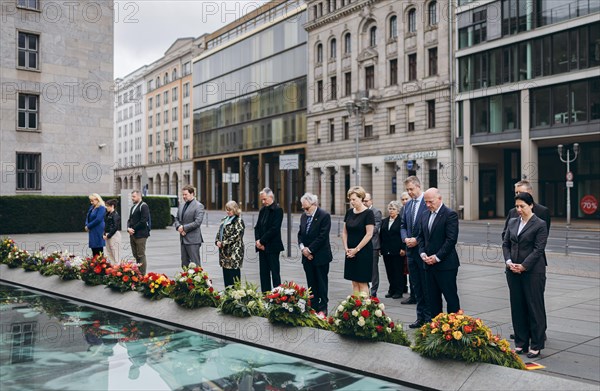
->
<box><xmin>5</xmin><ymin>225</ymin><xmax>600</xmax><ymax>385</ymax></box>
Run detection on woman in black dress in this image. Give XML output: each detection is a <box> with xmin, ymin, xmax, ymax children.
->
<box><xmin>342</xmin><ymin>186</ymin><xmax>375</xmax><ymax>294</ymax></box>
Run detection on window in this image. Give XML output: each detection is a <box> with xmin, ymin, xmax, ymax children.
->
<box><xmin>183</xmin><ymin>146</ymin><xmax>189</xmax><ymax>159</ymax></box>
<box><xmin>172</xmin><ymin>68</ymin><xmax>178</xmax><ymax>80</ymax></box>
<box><xmin>148</xmin><ymin>134</ymin><xmax>153</xmax><ymax>147</ymax></box>
<box><xmin>408</xmin><ymin>9</ymin><xmax>416</xmax><ymax>33</ymax></box>
<box><xmin>183</xmin><ymin>82</ymin><xmax>190</xmax><ymax>98</ymax></box>
<box><xmin>502</xmin><ymin>0</ymin><xmax>529</xmax><ymax>36</ymax></box>
<box><xmin>428</xmin><ymin>47</ymin><xmax>438</xmax><ymax>76</ymax></box>
<box><xmin>317</xmin><ymin>43</ymin><xmax>323</xmax><ymax>63</ymax></box>
<box><xmin>164</xmin><ymin>91</ymin><xmax>169</xmax><ymax>104</ymax></box>
<box><xmin>148</xmin><ymin>152</ymin><xmax>153</xmax><ymax>164</ymax></box>
<box><xmin>17</xmin><ymin>32</ymin><xmax>39</xmax><ymax>70</ymax></box>
<box><xmin>156</xmin><ymin>77</ymin><xmax>161</xmax><ymax>88</ymax></box>
<box><xmin>472</xmin><ymin>92</ymin><xmax>521</xmax><ymax>133</ymax></box>
<box><xmin>183</xmin><ymin>62</ymin><xmax>191</xmax><ymax>76</ymax></box>
<box><xmin>315</xmin><ymin>121</ymin><xmax>321</xmax><ymax>143</ymax></box>
<box><xmin>156</xmin><ymin>94</ymin><xmax>160</xmax><ymax>108</ymax></box>
<box><xmin>172</xmin><ymin>87</ymin><xmax>178</xmax><ymax>101</ymax></box>
<box><xmin>18</xmin><ymin>94</ymin><xmax>38</xmax><ymax>129</ymax></box>
<box><xmin>184</xmin><ymin>124</ymin><xmax>190</xmax><ymax>139</ymax></box>
<box><xmin>388</xmin><ymin>108</ymin><xmax>396</xmax><ymax>134</ymax></box>
<box><xmin>330</xmin><ymin>38</ymin><xmax>337</xmax><ymax>59</ymax></box>
<box><xmin>183</xmin><ymin>104</ymin><xmax>190</xmax><ymax>119</ymax></box>
<box><xmin>172</xmin><ymin>107</ymin><xmax>178</xmax><ymax>121</ymax></box>
<box><xmin>164</xmin><ymin>129</ymin><xmax>169</xmax><ymax>144</ymax></box>
<box><xmin>156</xmin><ymin>131</ymin><xmax>161</xmax><ymax>145</ymax></box>
<box><xmin>148</xmin><ymin>115</ymin><xmax>153</xmax><ymax>128</ymax></box>
<box><xmin>148</xmin><ymin>97</ymin><xmax>153</xmax><ymax>110</ymax></box>
<box><xmin>164</xmin><ymin>73</ymin><xmax>169</xmax><ymax>85</ymax></box>
<box><xmin>344</xmin><ymin>72</ymin><xmax>352</xmax><ymax>96</ymax></box>
<box><xmin>428</xmin><ymin>1</ymin><xmax>438</xmax><ymax>26</ymax></box>
<box><xmin>407</xmin><ymin>104</ymin><xmax>415</xmax><ymax>131</ymax></box>
<box><xmin>369</xmin><ymin>26</ymin><xmax>377</xmax><ymax>47</ymax></box>
<box><xmin>148</xmin><ymin>80</ymin><xmax>154</xmax><ymax>91</ymax></box>
<box><xmin>364</xmin><ymin>125</ymin><xmax>373</xmax><ymax>138</ymax></box>
<box><xmin>330</xmin><ymin>76</ymin><xmax>337</xmax><ymax>100</ymax></box>
<box><xmin>16</xmin><ymin>153</ymin><xmax>41</xmax><ymax>190</ymax></box>
<box><xmin>172</xmin><ymin>127</ymin><xmax>178</xmax><ymax>141</ymax></box>
<box><xmin>389</xmin><ymin>59</ymin><xmax>398</xmax><ymax>85</ymax></box>
<box><xmin>17</xmin><ymin>0</ymin><xmax>39</xmax><ymax>9</ymax></box>
<box><xmin>156</xmin><ymin>112</ymin><xmax>160</xmax><ymax>126</ymax></box>
<box><xmin>344</xmin><ymin>33</ymin><xmax>351</xmax><ymax>54</ymax></box>
<box><xmin>343</xmin><ymin>116</ymin><xmax>349</xmax><ymax>140</ymax></box>
<box><xmin>365</xmin><ymin>66</ymin><xmax>375</xmax><ymax>90</ymax></box>
<box><xmin>329</xmin><ymin>119</ymin><xmax>335</xmax><ymax>142</ymax></box>
<box><xmin>164</xmin><ymin>110</ymin><xmax>168</xmax><ymax>124</ymax></box>
<box><xmin>390</xmin><ymin>15</ymin><xmax>398</xmax><ymax>38</ymax></box>
<box><xmin>156</xmin><ymin>150</ymin><xmax>161</xmax><ymax>162</ymax></box>
<box><xmin>427</xmin><ymin>100</ymin><xmax>436</xmax><ymax>128</ymax></box>
<box><xmin>408</xmin><ymin>53</ymin><xmax>417</xmax><ymax>81</ymax></box>
<box><xmin>316</xmin><ymin>80</ymin><xmax>323</xmax><ymax>103</ymax></box>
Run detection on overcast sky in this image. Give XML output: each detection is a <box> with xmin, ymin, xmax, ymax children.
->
<box><xmin>114</xmin><ymin>0</ymin><xmax>268</xmax><ymax>79</ymax></box>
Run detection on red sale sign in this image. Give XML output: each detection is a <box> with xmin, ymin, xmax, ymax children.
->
<box><xmin>580</xmin><ymin>195</ymin><xmax>598</xmax><ymax>215</ymax></box>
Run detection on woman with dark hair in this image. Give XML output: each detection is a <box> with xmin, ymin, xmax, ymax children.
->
<box><xmin>502</xmin><ymin>192</ymin><xmax>549</xmax><ymax>359</ymax></box>
<box><xmin>103</xmin><ymin>199</ymin><xmax>121</xmax><ymax>262</ymax></box>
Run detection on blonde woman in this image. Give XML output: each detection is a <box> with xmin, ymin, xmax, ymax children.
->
<box><xmin>342</xmin><ymin>186</ymin><xmax>375</xmax><ymax>294</ymax></box>
<box><xmin>85</xmin><ymin>193</ymin><xmax>106</xmax><ymax>256</ymax></box>
<box><xmin>216</xmin><ymin>200</ymin><xmax>245</xmax><ymax>287</ymax></box>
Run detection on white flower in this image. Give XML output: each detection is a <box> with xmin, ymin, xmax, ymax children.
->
<box><xmin>378</xmin><ymin>303</ymin><xmax>385</xmax><ymax>310</ymax></box>
<box><xmin>359</xmin><ymin>292</ymin><xmax>369</xmax><ymax>298</ymax></box>
<box><xmin>187</xmin><ymin>270</ymin><xmax>195</xmax><ymax>276</ymax></box>
<box><xmin>374</xmin><ymin>310</ymin><xmax>383</xmax><ymax>317</ymax></box>
<box><xmin>282</xmin><ymin>303</ymin><xmax>289</xmax><ymax>309</ymax></box>
<box><xmin>247</xmin><ymin>289</ymin><xmax>254</xmax><ymax>295</ymax></box>
<box><xmin>188</xmin><ymin>262</ymin><xmax>197</xmax><ymax>268</ymax></box>
<box><xmin>288</xmin><ymin>307</ymin><xmax>294</xmax><ymax>312</ymax></box>
<box><xmin>341</xmin><ymin>300</ymin><xmax>347</xmax><ymax>305</ymax></box>
<box><xmin>352</xmin><ymin>310</ymin><xmax>358</xmax><ymax>317</ymax></box>
<box><xmin>298</xmin><ymin>299</ymin><xmax>306</xmax><ymax>305</ymax></box>
<box><xmin>337</xmin><ymin>305</ymin><xmax>344</xmax><ymax>312</ymax></box>
<box><xmin>365</xmin><ymin>299</ymin><xmax>372</xmax><ymax>305</ymax></box>
<box><xmin>284</xmin><ymin>288</ymin><xmax>295</xmax><ymax>295</ymax></box>
<box><xmin>386</xmin><ymin>327</ymin><xmax>392</xmax><ymax>333</ymax></box>
<box><xmin>334</xmin><ymin>319</ymin><xmax>341</xmax><ymax>326</ymax></box>
<box><xmin>386</xmin><ymin>317</ymin><xmax>392</xmax><ymax>323</ymax></box>
<box><xmin>193</xmin><ymin>275</ymin><xmax>203</xmax><ymax>282</ymax></box>
<box><xmin>357</xmin><ymin>317</ymin><xmax>366</xmax><ymax>327</ymax></box>
<box><xmin>247</xmin><ymin>300</ymin><xmax>256</xmax><ymax>308</ymax></box>
<box><xmin>178</xmin><ymin>277</ymin><xmax>186</xmax><ymax>282</ymax></box>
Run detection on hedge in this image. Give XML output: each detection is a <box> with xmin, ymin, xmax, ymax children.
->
<box><xmin>0</xmin><ymin>195</ymin><xmax>171</xmax><ymax>234</ymax></box>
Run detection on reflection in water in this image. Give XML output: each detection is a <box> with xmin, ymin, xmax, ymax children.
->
<box><xmin>0</xmin><ymin>283</ymin><xmax>412</xmax><ymax>390</ymax></box>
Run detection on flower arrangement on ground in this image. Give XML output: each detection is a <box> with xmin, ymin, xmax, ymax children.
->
<box><xmin>412</xmin><ymin>310</ymin><xmax>525</xmax><ymax>369</ymax></box>
<box><xmin>171</xmin><ymin>263</ymin><xmax>220</xmax><ymax>308</ymax></box>
<box><xmin>331</xmin><ymin>292</ymin><xmax>410</xmax><ymax>345</ymax></box>
<box><xmin>139</xmin><ymin>272</ymin><xmax>174</xmax><ymax>300</ymax></box>
<box><xmin>218</xmin><ymin>279</ymin><xmax>265</xmax><ymax>317</ymax></box>
<box><xmin>20</xmin><ymin>250</ymin><xmax>44</xmax><ymax>272</ymax></box>
<box><xmin>80</xmin><ymin>255</ymin><xmax>111</xmax><ymax>285</ymax></box>
<box><xmin>104</xmin><ymin>261</ymin><xmax>142</xmax><ymax>292</ymax></box>
<box><xmin>3</xmin><ymin>246</ymin><xmax>30</xmax><ymax>268</ymax></box>
<box><xmin>45</xmin><ymin>252</ymin><xmax>84</xmax><ymax>280</ymax></box>
<box><xmin>264</xmin><ymin>281</ymin><xmax>325</xmax><ymax>328</ymax></box>
<box><xmin>0</xmin><ymin>237</ymin><xmax>18</xmax><ymax>262</ymax></box>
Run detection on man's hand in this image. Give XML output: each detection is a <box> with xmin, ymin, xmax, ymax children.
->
<box><xmin>405</xmin><ymin>237</ymin><xmax>418</xmax><ymax>248</ymax></box>
<box><xmin>177</xmin><ymin>226</ymin><xmax>184</xmax><ymax>234</ymax></box>
<box><xmin>255</xmin><ymin>240</ymin><xmax>265</xmax><ymax>251</ymax></box>
<box><xmin>127</xmin><ymin>228</ymin><xmax>135</xmax><ymax>235</ymax></box>
<box><xmin>302</xmin><ymin>247</ymin><xmax>313</xmax><ymax>260</ymax></box>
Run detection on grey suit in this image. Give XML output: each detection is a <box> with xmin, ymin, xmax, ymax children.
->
<box><xmin>174</xmin><ymin>199</ymin><xmax>205</xmax><ymax>267</ymax></box>
<box><xmin>370</xmin><ymin>206</ymin><xmax>382</xmax><ymax>296</ymax></box>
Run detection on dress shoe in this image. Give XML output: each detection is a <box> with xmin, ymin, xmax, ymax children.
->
<box><xmin>527</xmin><ymin>350</ymin><xmax>541</xmax><ymax>359</ymax></box>
<box><xmin>515</xmin><ymin>348</ymin><xmax>529</xmax><ymax>355</ymax></box>
<box><xmin>385</xmin><ymin>293</ymin><xmax>394</xmax><ymax>298</ymax></box>
<box><xmin>401</xmin><ymin>297</ymin><xmax>416</xmax><ymax>305</ymax></box>
<box><xmin>408</xmin><ymin>320</ymin><xmax>424</xmax><ymax>329</ymax></box>
<box><xmin>392</xmin><ymin>293</ymin><xmax>403</xmax><ymax>299</ymax></box>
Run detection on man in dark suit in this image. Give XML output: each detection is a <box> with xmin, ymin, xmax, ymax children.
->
<box><xmin>174</xmin><ymin>185</ymin><xmax>205</xmax><ymax>267</ymax></box>
<box><xmin>417</xmin><ymin>188</ymin><xmax>461</xmax><ymax>319</ymax></box>
<box><xmin>298</xmin><ymin>193</ymin><xmax>333</xmax><ymax>314</ymax></box>
<box><xmin>255</xmin><ymin>187</ymin><xmax>284</xmax><ymax>292</ymax></box>
<box><xmin>127</xmin><ymin>190</ymin><xmax>150</xmax><ymax>274</ymax></box>
<box><xmin>502</xmin><ymin>180</ymin><xmax>551</xmax><ymax>239</ymax></box>
<box><xmin>364</xmin><ymin>193</ymin><xmax>382</xmax><ymax>297</ymax></box>
<box><xmin>400</xmin><ymin>176</ymin><xmax>431</xmax><ymax>328</ymax></box>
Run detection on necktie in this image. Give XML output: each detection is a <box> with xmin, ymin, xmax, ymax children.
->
<box><xmin>428</xmin><ymin>211</ymin><xmax>437</xmax><ymax>231</ymax></box>
<box><xmin>409</xmin><ymin>199</ymin><xmax>418</xmax><ymax>231</ymax></box>
<box><xmin>306</xmin><ymin>215</ymin><xmax>313</xmax><ymax>233</ymax></box>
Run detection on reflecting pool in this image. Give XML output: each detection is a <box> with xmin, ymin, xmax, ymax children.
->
<box><xmin>0</xmin><ymin>283</ymin><xmax>414</xmax><ymax>390</ymax></box>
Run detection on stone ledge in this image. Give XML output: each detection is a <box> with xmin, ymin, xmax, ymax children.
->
<box><xmin>0</xmin><ymin>265</ymin><xmax>596</xmax><ymax>391</ymax></box>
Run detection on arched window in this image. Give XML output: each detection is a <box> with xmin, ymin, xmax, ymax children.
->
<box><xmin>428</xmin><ymin>1</ymin><xmax>438</xmax><ymax>26</ymax></box>
<box><xmin>172</xmin><ymin>68</ymin><xmax>177</xmax><ymax>80</ymax></box>
<box><xmin>330</xmin><ymin>38</ymin><xmax>337</xmax><ymax>59</ymax></box>
<box><xmin>344</xmin><ymin>32</ymin><xmax>351</xmax><ymax>54</ymax></box>
<box><xmin>389</xmin><ymin>15</ymin><xmax>398</xmax><ymax>38</ymax></box>
<box><xmin>164</xmin><ymin>73</ymin><xmax>169</xmax><ymax>84</ymax></box>
<box><xmin>369</xmin><ymin>26</ymin><xmax>377</xmax><ymax>47</ymax></box>
<box><xmin>316</xmin><ymin>43</ymin><xmax>323</xmax><ymax>63</ymax></box>
<box><xmin>156</xmin><ymin>76</ymin><xmax>161</xmax><ymax>87</ymax></box>
<box><xmin>408</xmin><ymin>8</ymin><xmax>416</xmax><ymax>33</ymax></box>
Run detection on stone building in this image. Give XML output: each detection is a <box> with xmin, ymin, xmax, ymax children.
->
<box><xmin>0</xmin><ymin>0</ymin><xmax>114</xmax><ymax>195</ymax></box>
<box><xmin>304</xmin><ymin>0</ymin><xmax>453</xmax><ymax>214</ymax></box>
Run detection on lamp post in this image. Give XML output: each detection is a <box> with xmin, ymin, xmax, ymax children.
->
<box><xmin>345</xmin><ymin>97</ymin><xmax>370</xmax><ymax>185</ymax></box>
<box><xmin>164</xmin><ymin>140</ymin><xmax>174</xmax><ymax>195</ymax></box>
<box><xmin>557</xmin><ymin>143</ymin><xmax>579</xmax><ymax>226</ymax></box>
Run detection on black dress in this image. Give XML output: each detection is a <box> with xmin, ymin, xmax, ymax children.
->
<box><xmin>344</xmin><ymin>208</ymin><xmax>375</xmax><ymax>282</ymax></box>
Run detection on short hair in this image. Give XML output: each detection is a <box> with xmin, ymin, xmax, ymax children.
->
<box><xmin>388</xmin><ymin>200</ymin><xmax>401</xmax><ymax>211</ymax></box>
<box><xmin>182</xmin><ymin>185</ymin><xmax>195</xmax><ymax>195</ymax></box>
<box><xmin>514</xmin><ymin>180</ymin><xmax>533</xmax><ymax>192</ymax></box>
<box><xmin>404</xmin><ymin>176</ymin><xmax>421</xmax><ymax>188</ymax></box>
<box><xmin>300</xmin><ymin>192</ymin><xmax>319</xmax><ymax>205</ymax></box>
<box><xmin>225</xmin><ymin>200</ymin><xmax>241</xmax><ymax>216</ymax></box>
<box><xmin>260</xmin><ymin>187</ymin><xmax>274</xmax><ymax>198</ymax></box>
<box><xmin>400</xmin><ymin>191</ymin><xmax>410</xmax><ymax>199</ymax></box>
<box><xmin>515</xmin><ymin>192</ymin><xmax>535</xmax><ymax>206</ymax></box>
<box><xmin>347</xmin><ymin>186</ymin><xmax>366</xmax><ymax>200</ymax></box>
<box><xmin>105</xmin><ymin>199</ymin><xmax>118</xmax><ymax>208</ymax></box>
<box><xmin>131</xmin><ymin>190</ymin><xmax>142</xmax><ymax>196</ymax></box>
<box><xmin>89</xmin><ymin>193</ymin><xmax>105</xmax><ymax>207</ymax></box>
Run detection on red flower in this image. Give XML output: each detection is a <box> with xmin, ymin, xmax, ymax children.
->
<box><xmin>389</xmin><ymin>322</ymin><xmax>395</xmax><ymax>329</ymax></box>
<box><xmin>445</xmin><ymin>334</ymin><xmax>453</xmax><ymax>341</ymax></box>
<box><xmin>328</xmin><ymin>317</ymin><xmax>334</xmax><ymax>325</ymax></box>
<box><xmin>203</xmin><ymin>275</ymin><xmax>208</xmax><ymax>280</ymax></box>
<box><xmin>463</xmin><ymin>325</ymin><xmax>472</xmax><ymax>334</ymax></box>
<box><xmin>93</xmin><ymin>266</ymin><xmax>101</xmax><ymax>274</ymax></box>
<box><xmin>342</xmin><ymin>312</ymin><xmax>350</xmax><ymax>321</ymax></box>
<box><xmin>372</xmin><ymin>297</ymin><xmax>380</xmax><ymax>304</ymax></box>
<box><xmin>355</xmin><ymin>299</ymin><xmax>362</xmax><ymax>307</ymax></box>
<box><xmin>361</xmin><ymin>309</ymin><xmax>370</xmax><ymax>318</ymax></box>
<box><xmin>281</xmin><ymin>296</ymin><xmax>288</xmax><ymax>302</ymax></box>
<box><xmin>376</xmin><ymin>325</ymin><xmax>383</xmax><ymax>333</ymax></box>
<box><xmin>194</xmin><ymin>267</ymin><xmax>200</xmax><ymax>272</ymax></box>
<box><xmin>215</xmin><ymin>295</ymin><xmax>220</xmax><ymax>300</ymax></box>
<box><xmin>123</xmin><ymin>275</ymin><xmax>130</xmax><ymax>282</ymax></box>
<box><xmin>208</xmin><ymin>287</ymin><xmax>214</xmax><ymax>293</ymax></box>
<box><xmin>132</xmin><ymin>276</ymin><xmax>139</xmax><ymax>282</ymax></box>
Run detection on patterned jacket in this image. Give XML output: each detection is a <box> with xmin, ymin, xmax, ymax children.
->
<box><xmin>215</xmin><ymin>215</ymin><xmax>245</xmax><ymax>269</ymax></box>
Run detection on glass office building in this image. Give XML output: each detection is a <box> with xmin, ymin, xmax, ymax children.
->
<box><xmin>192</xmin><ymin>1</ymin><xmax>307</xmax><ymax>211</ymax></box>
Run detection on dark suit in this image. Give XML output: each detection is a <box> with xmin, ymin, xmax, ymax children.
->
<box><xmin>380</xmin><ymin>216</ymin><xmax>405</xmax><ymax>296</ymax></box>
<box><xmin>298</xmin><ymin>207</ymin><xmax>333</xmax><ymax>313</ymax></box>
<box><xmin>370</xmin><ymin>206</ymin><xmax>383</xmax><ymax>296</ymax></box>
<box><xmin>255</xmin><ymin>202</ymin><xmax>284</xmax><ymax>292</ymax></box>
<box><xmin>174</xmin><ymin>199</ymin><xmax>205</xmax><ymax>267</ymax></box>
<box><xmin>127</xmin><ymin>201</ymin><xmax>150</xmax><ymax>274</ymax></box>
<box><xmin>503</xmin><ymin>215</ymin><xmax>548</xmax><ymax>351</ymax></box>
<box><xmin>400</xmin><ymin>196</ymin><xmax>430</xmax><ymax>321</ymax></box>
<box><xmin>503</xmin><ymin>203</ymin><xmax>551</xmax><ymax>239</ymax></box>
<box><xmin>417</xmin><ymin>204</ymin><xmax>461</xmax><ymax>318</ymax></box>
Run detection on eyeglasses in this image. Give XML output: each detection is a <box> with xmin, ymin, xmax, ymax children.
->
<box><xmin>303</xmin><ymin>206</ymin><xmax>311</xmax><ymax>211</ymax></box>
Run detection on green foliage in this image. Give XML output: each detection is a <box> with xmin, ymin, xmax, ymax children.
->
<box><xmin>218</xmin><ymin>280</ymin><xmax>265</xmax><ymax>317</ymax></box>
<box><xmin>171</xmin><ymin>264</ymin><xmax>221</xmax><ymax>309</ymax></box>
<box><xmin>0</xmin><ymin>195</ymin><xmax>171</xmax><ymax>234</ymax></box>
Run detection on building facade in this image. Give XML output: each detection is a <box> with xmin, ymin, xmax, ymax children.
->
<box><xmin>455</xmin><ymin>0</ymin><xmax>600</xmax><ymax>220</ymax></box>
<box><xmin>192</xmin><ymin>0</ymin><xmax>308</xmax><ymax>211</ymax></box>
<box><xmin>1</xmin><ymin>0</ymin><xmax>114</xmax><ymax>195</ymax></box>
<box><xmin>304</xmin><ymin>0</ymin><xmax>453</xmax><ymax>214</ymax></box>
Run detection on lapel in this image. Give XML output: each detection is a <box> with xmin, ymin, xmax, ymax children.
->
<box><xmin>517</xmin><ymin>215</ymin><xmax>536</xmax><ymax>238</ymax></box>
<box><xmin>307</xmin><ymin>208</ymin><xmax>319</xmax><ymax>234</ymax></box>
<box><xmin>429</xmin><ymin>205</ymin><xmax>445</xmax><ymax>236</ymax></box>
<box><xmin>509</xmin><ymin>217</ymin><xmax>520</xmax><ymax>242</ymax></box>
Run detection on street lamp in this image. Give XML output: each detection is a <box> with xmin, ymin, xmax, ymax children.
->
<box><xmin>164</xmin><ymin>141</ymin><xmax>174</xmax><ymax>195</ymax></box>
<box><xmin>345</xmin><ymin>96</ymin><xmax>371</xmax><ymax>185</ymax></box>
<box><xmin>557</xmin><ymin>143</ymin><xmax>580</xmax><ymax>226</ymax></box>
